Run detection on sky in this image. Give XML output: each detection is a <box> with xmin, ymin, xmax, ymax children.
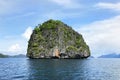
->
<box><xmin>0</xmin><ymin>0</ymin><xmax>120</xmax><ymax>57</ymax></box>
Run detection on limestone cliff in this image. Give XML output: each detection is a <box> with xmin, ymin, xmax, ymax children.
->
<box><xmin>27</xmin><ymin>19</ymin><xmax>90</xmax><ymax>59</ymax></box>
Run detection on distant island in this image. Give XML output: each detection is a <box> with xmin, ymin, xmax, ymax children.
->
<box><xmin>89</xmin><ymin>56</ymin><xmax>94</xmax><ymax>58</ymax></box>
<box><xmin>0</xmin><ymin>53</ymin><xmax>26</xmax><ymax>58</ymax></box>
<box><xmin>98</xmin><ymin>53</ymin><xmax>120</xmax><ymax>58</ymax></box>
<box><xmin>10</xmin><ymin>54</ymin><xmax>26</xmax><ymax>58</ymax></box>
<box><xmin>27</xmin><ymin>19</ymin><xmax>90</xmax><ymax>59</ymax></box>
<box><xmin>0</xmin><ymin>53</ymin><xmax>9</xmax><ymax>58</ymax></box>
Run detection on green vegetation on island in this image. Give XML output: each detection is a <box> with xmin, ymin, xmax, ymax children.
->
<box><xmin>27</xmin><ymin>19</ymin><xmax>90</xmax><ymax>59</ymax></box>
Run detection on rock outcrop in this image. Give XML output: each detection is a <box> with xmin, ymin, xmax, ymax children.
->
<box><xmin>27</xmin><ymin>19</ymin><xmax>90</xmax><ymax>59</ymax></box>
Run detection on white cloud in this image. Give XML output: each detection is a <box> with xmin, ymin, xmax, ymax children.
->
<box><xmin>0</xmin><ymin>27</ymin><xmax>33</xmax><ymax>55</ymax></box>
<box><xmin>50</xmin><ymin>0</ymin><xmax>80</xmax><ymax>8</ymax></box>
<box><xmin>78</xmin><ymin>15</ymin><xmax>120</xmax><ymax>57</ymax></box>
<box><xmin>22</xmin><ymin>27</ymin><xmax>33</xmax><ymax>40</ymax></box>
<box><xmin>0</xmin><ymin>35</ymin><xmax>28</xmax><ymax>55</ymax></box>
<box><xmin>8</xmin><ymin>44</ymin><xmax>21</xmax><ymax>53</ymax></box>
<box><xmin>95</xmin><ymin>2</ymin><xmax>120</xmax><ymax>11</ymax></box>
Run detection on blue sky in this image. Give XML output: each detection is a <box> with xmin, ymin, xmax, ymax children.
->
<box><xmin>0</xmin><ymin>0</ymin><xmax>120</xmax><ymax>57</ymax></box>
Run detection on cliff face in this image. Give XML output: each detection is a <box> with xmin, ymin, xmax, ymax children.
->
<box><xmin>27</xmin><ymin>19</ymin><xmax>90</xmax><ymax>59</ymax></box>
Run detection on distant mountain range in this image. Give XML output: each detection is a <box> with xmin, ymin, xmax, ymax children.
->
<box><xmin>10</xmin><ymin>54</ymin><xmax>26</xmax><ymax>58</ymax></box>
<box><xmin>89</xmin><ymin>56</ymin><xmax>94</xmax><ymax>58</ymax></box>
<box><xmin>98</xmin><ymin>53</ymin><xmax>120</xmax><ymax>58</ymax></box>
<box><xmin>0</xmin><ymin>53</ymin><xmax>26</xmax><ymax>58</ymax></box>
<box><xmin>0</xmin><ymin>53</ymin><xmax>9</xmax><ymax>58</ymax></box>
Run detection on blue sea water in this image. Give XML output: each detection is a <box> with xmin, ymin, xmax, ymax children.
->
<box><xmin>0</xmin><ymin>58</ymin><xmax>120</xmax><ymax>80</ymax></box>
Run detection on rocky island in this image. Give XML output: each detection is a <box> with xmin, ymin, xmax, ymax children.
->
<box><xmin>27</xmin><ymin>19</ymin><xmax>90</xmax><ymax>59</ymax></box>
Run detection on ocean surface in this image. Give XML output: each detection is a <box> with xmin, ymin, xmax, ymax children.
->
<box><xmin>0</xmin><ymin>58</ymin><xmax>120</xmax><ymax>80</ymax></box>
